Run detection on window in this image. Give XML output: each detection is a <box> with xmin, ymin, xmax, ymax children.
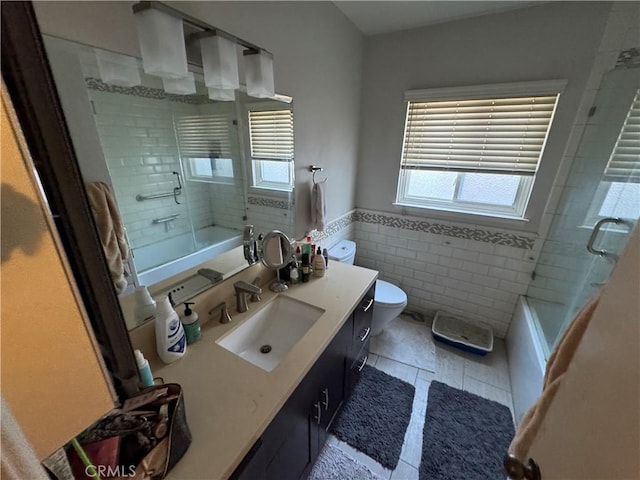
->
<box><xmin>248</xmin><ymin>107</ymin><xmax>294</xmax><ymax>192</ymax></box>
<box><xmin>585</xmin><ymin>88</ymin><xmax>640</xmax><ymax>224</ymax></box>
<box><xmin>174</xmin><ymin>112</ymin><xmax>236</xmax><ymax>184</ymax></box>
<box><xmin>396</xmin><ymin>81</ymin><xmax>564</xmax><ymax>219</ymax></box>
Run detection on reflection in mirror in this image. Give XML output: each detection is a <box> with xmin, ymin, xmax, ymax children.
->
<box><xmin>42</xmin><ymin>35</ymin><xmax>295</xmax><ymax>329</ymax></box>
<box><xmin>260</xmin><ymin>230</ymin><xmax>293</xmax><ymax>292</ymax></box>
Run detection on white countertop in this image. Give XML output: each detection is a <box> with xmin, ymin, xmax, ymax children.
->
<box><xmin>155</xmin><ymin>262</ymin><xmax>378</xmax><ymax>479</ymax></box>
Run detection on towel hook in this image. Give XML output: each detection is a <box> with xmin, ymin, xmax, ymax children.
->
<box><xmin>309</xmin><ymin>165</ymin><xmax>325</xmax><ymax>184</ymax></box>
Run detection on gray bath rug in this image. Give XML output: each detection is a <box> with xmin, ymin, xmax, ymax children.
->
<box><xmin>307</xmin><ymin>443</ymin><xmax>384</xmax><ymax>480</ymax></box>
<box><xmin>370</xmin><ymin>315</ymin><xmax>436</xmax><ymax>371</ymax></box>
<box><xmin>330</xmin><ymin>365</ymin><xmax>415</xmax><ymax>470</ymax></box>
<box><xmin>420</xmin><ymin>381</ymin><xmax>515</xmax><ymax>480</ymax></box>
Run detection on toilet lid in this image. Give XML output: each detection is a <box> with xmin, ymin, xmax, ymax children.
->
<box><xmin>375</xmin><ymin>280</ymin><xmax>407</xmax><ymax>306</ymax></box>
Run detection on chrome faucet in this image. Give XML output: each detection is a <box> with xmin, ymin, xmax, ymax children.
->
<box><xmin>234</xmin><ymin>280</ymin><xmax>262</xmax><ymax>313</ymax></box>
<box><xmin>209</xmin><ymin>301</ymin><xmax>232</xmax><ymax>324</ymax></box>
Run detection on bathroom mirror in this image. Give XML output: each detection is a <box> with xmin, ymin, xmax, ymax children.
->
<box><xmin>41</xmin><ymin>35</ymin><xmax>296</xmax><ymax>328</ymax></box>
<box><xmin>261</xmin><ymin>230</ymin><xmax>293</xmax><ymax>292</ymax></box>
<box><xmin>261</xmin><ymin>230</ymin><xmax>293</xmax><ymax>270</ymax></box>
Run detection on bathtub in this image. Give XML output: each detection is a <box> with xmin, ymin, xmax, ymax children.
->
<box><xmin>134</xmin><ymin>225</ymin><xmax>243</xmax><ymax>286</ymax></box>
<box><xmin>506</xmin><ymin>296</ymin><xmax>548</xmax><ymax>424</ymax></box>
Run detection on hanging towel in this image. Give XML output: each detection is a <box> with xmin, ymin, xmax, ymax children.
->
<box><xmin>508</xmin><ymin>293</ymin><xmax>600</xmax><ymax>461</ymax></box>
<box><xmin>86</xmin><ymin>182</ymin><xmax>130</xmax><ymax>294</ymax></box>
<box><xmin>311</xmin><ymin>179</ymin><xmax>327</xmax><ymax>231</ymax></box>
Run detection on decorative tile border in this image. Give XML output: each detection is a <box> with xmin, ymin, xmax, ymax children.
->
<box><xmin>248</xmin><ymin>195</ymin><xmax>293</xmax><ymax>210</ymax></box>
<box><xmin>354</xmin><ymin>210</ymin><xmax>536</xmax><ymax>249</ymax></box>
<box><xmin>309</xmin><ymin>211</ymin><xmax>357</xmax><ymax>243</ymax></box>
<box><xmin>616</xmin><ymin>48</ymin><xmax>640</xmax><ymax>69</ymax></box>
<box><xmin>85</xmin><ymin>77</ymin><xmax>213</xmax><ymax>105</ymax></box>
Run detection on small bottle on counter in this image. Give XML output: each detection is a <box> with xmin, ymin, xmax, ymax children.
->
<box><xmin>133</xmin><ymin>286</ymin><xmax>156</xmax><ymax>324</ymax></box>
<box><xmin>301</xmin><ymin>253</ymin><xmax>311</xmax><ymax>282</ymax></box>
<box><xmin>289</xmin><ymin>257</ymin><xmax>300</xmax><ymax>285</ymax></box>
<box><xmin>313</xmin><ymin>247</ymin><xmax>326</xmax><ymax>277</ymax></box>
<box><xmin>181</xmin><ymin>302</ymin><xmax>202</xmax><ymax>344</ymax></box>
<box><xmin>134</xmin><ymin>349</ymin><xmax>154</xmax><ymax>388</ymax></box>
<box><xmin>322</xmin><ymin>248</ymin><xmax>329</xmax><ymax>269</ymax></box>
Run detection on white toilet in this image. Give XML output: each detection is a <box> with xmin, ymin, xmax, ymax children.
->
<box><xmin>327</xmin><ymin>240</ymin><xmax>408</xmax><ymax>336</ymax></box>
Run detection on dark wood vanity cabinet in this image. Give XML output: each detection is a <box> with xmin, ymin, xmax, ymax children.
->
<box><xmin>231</xmin><ymin>283</ymin><xmax>376</xmax><ymax>480</ymax></box>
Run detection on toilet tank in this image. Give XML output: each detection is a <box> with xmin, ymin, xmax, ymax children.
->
<box><xmin>327</xmin><ymin>240</ymin><xmax>356</xmax><ymax>265</ymax></box>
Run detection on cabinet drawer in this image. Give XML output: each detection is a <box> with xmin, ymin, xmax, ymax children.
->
<box><xmin>346</xmin><ymin>340</ymin><xmax>370</xmax><ymax>396</ymax></box>
<box><xmin>351</xmin><ymin>283</ymin><xmax>375</xmax><ymax>358</ymax></box>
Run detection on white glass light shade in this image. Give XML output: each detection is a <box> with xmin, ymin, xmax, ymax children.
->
<box><xmin>208</xmin><ymin>87</ymin><xmax>235</xmax><ymax>101</ymax></box>
<box><xmin>244</xmin><ymin>50</ymin><xmax>275</xmax><ymax>99</ymax></box>
<box><xmin>201</xmin><ymin>34</ymin><xmax>240</xmax><ymax>90</ymax></box>
<box><xmin>163</xmin><ymin>73</ymin><xmax>197</xmax><ymax>95</ymax></box>
<box><xmin>135</xmin><ymin>8</ymin><xmax>188</xmax><ymax>79</ymax></box>
<box><xmin>95</xmin><ymin>50</ymin><xmax>141</xmax><ymax>87</ymax></box>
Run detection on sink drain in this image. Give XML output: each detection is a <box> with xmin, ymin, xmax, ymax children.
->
<box><xmin>259</xmin><ymin>345</ymin><xmax>272</xmax><ymax>354</ymax></box>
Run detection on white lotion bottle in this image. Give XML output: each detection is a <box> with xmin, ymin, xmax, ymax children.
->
<box><xmin>134</xmin><ymin>286</ymin><xmax>156</xmax><ymax>324</ymax></box>
<box><xmin>154</xmin><ymin>295</ymin><xmax>187</xmax><ymax>364</ymax></box>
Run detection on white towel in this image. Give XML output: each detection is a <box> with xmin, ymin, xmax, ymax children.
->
<box><xmin>311</xmin><ymin>180</ymin><xmax>327</xmax><ymax>231</ymax></box>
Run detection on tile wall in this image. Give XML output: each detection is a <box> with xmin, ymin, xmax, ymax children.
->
<box><xmin>90</xmin><ymin>89</ymin><xmax>214</xmax><ymax>249</ymax></box>
<box><xmin>310</xmin><ymin>209</ymin><xmax>538</xmax><ymax>338</ymax></box>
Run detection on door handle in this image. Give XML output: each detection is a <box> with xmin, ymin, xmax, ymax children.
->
<box><xmin>359</xmin><ymin>327</ymin><xmax>371</xmax><ymax>343</ymax></box>
<box><xmin>586</xmin><ymin>217</ymin><xmax>623</xmax><ymax>257</ymax></box>
<box><xmin>322</xmin><ymin>388</ymin><xmax>329</xmax><ymax>410</ymax></box>
<box><xmin>357</xmin><ymin>355</ymin><xmax>368</xmax><ymax>372</ymax></box>
<box><xmin>362</xmin><ymin>298</ymin><xmax>374</xmax><ymax>312</ymax></box>
<box><xmin>504</xmin><ymin>454</ymin><xmax>541</xmax><ymax>480</ymax></box>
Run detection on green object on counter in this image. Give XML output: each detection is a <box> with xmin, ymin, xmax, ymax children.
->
<box><xmin>181</xmin><ymin>302</ymin><xmax>202</xmax><ymax>344</ymax></box>
<box><xmin>69</xmin><ymin>437</ymin><xmax>102</xmax><ymax>480</ymax></box>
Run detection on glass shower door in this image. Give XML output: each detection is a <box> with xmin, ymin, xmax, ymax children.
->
<box><xmin>526</xmin><ymin>67</ymin><xmax>639</xmax><ymax>357</ymax></box>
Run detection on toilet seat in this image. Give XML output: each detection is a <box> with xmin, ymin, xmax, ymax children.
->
<box><xmin>375</xmin><ymin>280</ymin><xmax>407</xmax><ymax>307</ymax></box>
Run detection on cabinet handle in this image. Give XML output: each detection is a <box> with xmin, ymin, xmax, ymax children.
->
<box><xmin>362</xmin><ymin>298</ymin><xmax>374</xmax><ymax>312</ymax></box>
<box><xmin>322</xmin><ymin>388</ymin><xmax>329</xmax><ymax>410</ymax></box>
<box><xmin>313</xmin><ymin>401</ymin><xmax>322</xmax><ymax>424</ymax></box>
<box><xmin>357</xmin><ymin>355</ymin><xmax>368</xmax><ymax>372</ymax></box>
<box><xmin>359</xmin><ymin>327</ymin><xmax>371</xmax><ymax>343</ymax></box>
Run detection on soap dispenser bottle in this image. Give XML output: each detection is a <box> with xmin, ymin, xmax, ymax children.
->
<box><xmin>154</xmin><ymin>295</ymin><xmax>187</xmax><ymax>364</ymax></box>
<box><xmin>181</xmin><ymin>302</ymin><xmax>201</xmax><ymax>344</ymax></box>
<box><xmin>313</xmin><ymin>247</ymin><xmax>326</xmax><ymax>277</ymax></box>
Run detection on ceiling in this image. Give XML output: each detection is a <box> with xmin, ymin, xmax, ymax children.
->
<box><xmin>333</xmin><ymin>1</ymin><xmax>542</xmax><ymax>36</ymax></box>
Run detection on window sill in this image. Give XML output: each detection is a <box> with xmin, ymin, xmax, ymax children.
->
<box><xmin>392</xmin><ymin>202</ymin><xmax>532</xmax><ymax>232</ymax></box>
<box><xmin>248</xmin><ymin>186</ymin><xmax>293</xmax><ymax>199</ymax></box>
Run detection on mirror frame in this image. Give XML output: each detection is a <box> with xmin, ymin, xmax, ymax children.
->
<box><xmin>261</xmin><ymin>230</ymin><xmax>292</xmax><ymax>270</ymax></box>
<box><xmin>1</xmin><ymin>2</ymin><xmax>139</xmax><ymax>399</ymax></box>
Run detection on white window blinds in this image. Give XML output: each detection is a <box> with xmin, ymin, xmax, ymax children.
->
<box><xmin>401</xmin><ymin>95</ymin><xmax>559</xmax><ymax>175</ymax></box>
<box><xmin>604</xmin><ymin>89</ymin><xmax>640</xmax><ymax>183</ymax></box>
<box><xmin>249</xmin><ymin>109</ymin><xmax>294</xmax><ymax>161</ymax></box>
<box><xmin>174</xmin><ymin>113</ymin><xmax>233</xmax><ymax>158</ymax></box>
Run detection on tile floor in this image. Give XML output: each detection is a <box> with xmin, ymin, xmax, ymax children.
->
<box><xmin>325</xmin><ymin>315</ymin><xmax>515</xmax><ymax>480</ymax></box>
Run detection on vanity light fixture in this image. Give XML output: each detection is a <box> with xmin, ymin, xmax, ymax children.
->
<box><xmin>134</xmin><ymin>5</ymin><xmax>189</xmax><ymax>79</ymax></box>
<box><xmin>95</xmin><ymin>50</ymin><xmax>141</xmax><ymax>87</ymax></box>
<box><xmin>200</xmin><ymin>32</ymin><xmax>240</xmax><ymax>90</ymax></box>
<box><xmin>163</xmin><ymin>72</ymin><xmax>197</xmax><ymax>95</ymax></box>
<box><xmin>133</xmin><ymin>1</ymin><xmax>276</xmax><ymax>98</ymax></box>
<box><xmin>243</xmin><ymin>50</ymin><xmax>275</xmax><ymax>99</ymax></box>
<box><xmin>208</xmin><ymin>87</ymin><xmax>236</xmax><ymax>102</ymax></box>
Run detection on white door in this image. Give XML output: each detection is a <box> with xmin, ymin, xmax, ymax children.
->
<box><xmin>521</xmin><ymin>223</ymin><xmax>640</xmax><ymax>479</ymax></box>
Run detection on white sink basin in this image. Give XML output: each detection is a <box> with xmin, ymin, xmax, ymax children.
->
<box><xmin>216</xmin><ymin>295</ymin><xmax>325</xmax><ymax>371</ymax></box>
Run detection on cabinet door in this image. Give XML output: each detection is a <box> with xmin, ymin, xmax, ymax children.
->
<box><xmin>308</xmin><ymin>318</ymin><xmax>350</xmax><ymax>461</ymax></box>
